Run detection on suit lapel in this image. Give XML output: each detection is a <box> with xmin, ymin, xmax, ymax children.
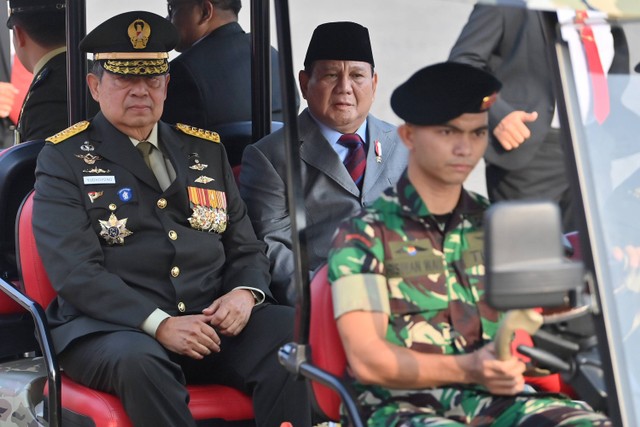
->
<box><xmin>91</xmin><ymin>113</ymin><xmax>161</xmax><ymax>191</ymax></box>
<box><xmin>361</xmin><ymin>116</ymin><xmax>397</xmax><ymax>198</ymax></box>
<box><xmin>298</xmin><ymin>111</ymin><xmax>359</xmax><ymax>196</ymax></box>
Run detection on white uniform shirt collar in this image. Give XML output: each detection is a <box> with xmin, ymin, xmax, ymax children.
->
<box><xmin>129</xmin><ymin>124</ymin><xmax>159</xmax><ymax>148</ymax></box>
<box><xmin>33</xmin><ymin>46</ymin><xmax>66</xmax><ymax>77</ymax></box>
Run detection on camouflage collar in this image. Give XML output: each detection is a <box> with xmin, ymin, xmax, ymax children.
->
<box><xmin>381</xmin><ymin>171</ymin><xmax>489</xmax><ymax>226</ymax></box>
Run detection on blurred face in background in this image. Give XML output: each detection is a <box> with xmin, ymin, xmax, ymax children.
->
<box><xmin>167</xmin><ymin>0</ymin><xmax>207</xmax><ymax>52</ymax></box>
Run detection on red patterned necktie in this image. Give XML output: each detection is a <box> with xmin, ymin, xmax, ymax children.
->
<box><xmin>576</xmin><ymin>10</ymin><xmax>610</xmax><ymax>124</ymax></box>
<box><xmin>338</xmin><ymin>133</ymin><xmax>366</xmax><ymax>191</ymax></box>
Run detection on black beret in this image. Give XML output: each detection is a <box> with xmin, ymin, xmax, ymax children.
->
<box><xmin>80</xmin><ymin>11</ymin><xmax>178</xmax><ymax>76</ymax></box>
<box><xmin>391</xmin><ymin>62</ymin><xmax>502</xmax><ymax>126</ymax></box>
<box><xmin>7</xmin><ymin>0</ymin><xmax>64</xmax><ymax>28</ymax></box>
<box><xmin>304</xmin><ymin>21</ymin><xmax>374</xmax><ymax>68</ymax></box>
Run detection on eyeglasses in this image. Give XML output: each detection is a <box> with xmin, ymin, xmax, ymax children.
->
<box><xmin>167</xmin><ymin>0</ymin><xmax>200</xmax><ymax>17</ymax></box>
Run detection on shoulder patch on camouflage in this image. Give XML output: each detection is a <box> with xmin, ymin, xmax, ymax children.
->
<box><xmin>175</xmin><ymin>123</ymin><xmax>220</xmax><ymax>143</ymax></box>
<box><xmin>46</xmin><ymin>121</ymin><xmax>91</xmax><ymax>144</ymax></box>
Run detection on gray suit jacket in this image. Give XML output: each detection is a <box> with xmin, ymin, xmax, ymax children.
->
<box><xmin>240</xmin><ymin>109</ymin><xmax>408</xmax><ymax>305</ymax></box>
<box><xmin>449</xmin><ymin>5</ymin><xmax>555</xmax><ymax>170</ymax></box>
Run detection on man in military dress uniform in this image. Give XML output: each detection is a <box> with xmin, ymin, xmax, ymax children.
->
<box><xmin>7</xmin><ymin>0</ymin><xmax>68</xmax><ymax>143</ymax></box>
<box><xmin>327</xmin><ymin>62</ymin><xmax>610</xmax><ymax>426</ymax></box>
<box><xmin>32</xmin><ymin>11</ymin><xmax>311</xmax><ymax>427</ymax></box>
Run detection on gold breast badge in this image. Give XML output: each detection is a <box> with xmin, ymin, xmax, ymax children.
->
<box><xmin>99</xmin><ymin>213</ymin><xmax>133</xmax><ymax>245</ymax></box>
<box><xmin>76</xmin><ymin>153</ymin><xmax>102</xmax><ymax>165</ymax></box>
<box><xmin>189</xmin><ymin>159</ymin><xmax>208</xmax><ymax>171</ymax></box>
<box><xmin>194</xmin><ymin>175</ymin><xmax>214</xmax><ymax>184</ymax></box>
<box><xmin>83</xmin><ymin>167</ymin><xmax>110</xmax><ymax>174</ymax></box>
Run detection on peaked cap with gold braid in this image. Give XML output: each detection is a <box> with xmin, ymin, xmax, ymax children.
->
<box><xmin>80</xmin><ymin>11</ymin><xmax>178</xmax><ymax>76</ymax></box>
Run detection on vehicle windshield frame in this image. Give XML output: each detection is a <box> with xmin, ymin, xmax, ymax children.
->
<box><xmin>552</xmin><ymin>14</ymin><xmax>640</xmax><ymax>426</ymax></box>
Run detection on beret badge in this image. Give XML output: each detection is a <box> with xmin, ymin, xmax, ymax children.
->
<box><xmin>480</xmin><ymin>92</ymin><xmax>498</xmax><ymax>111</ymax></box>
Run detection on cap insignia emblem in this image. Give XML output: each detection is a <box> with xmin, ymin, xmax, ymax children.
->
<box><xmin>128</xmin><ymin>19</ymin><xmax>151</xmax><ymax>49</ymax></box>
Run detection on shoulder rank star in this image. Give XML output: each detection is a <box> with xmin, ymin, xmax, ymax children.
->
<box><xmin>99</xmin><ymin>213</ymin><xmax>132</xmax><ymax>245</ymax></box>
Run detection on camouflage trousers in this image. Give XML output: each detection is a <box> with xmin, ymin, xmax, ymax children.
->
<box><xmin>360</xmin><ymin>387</ymin><xmax>611</xmax><ymax>427</ymax></box>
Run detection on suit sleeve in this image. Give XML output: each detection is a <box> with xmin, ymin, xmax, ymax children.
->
<box><xmin>239</xmin><ymin>143</ymin><xmax>294</xmax><ymax>300</ymax></box>
<box><xmin>448</xmin><ymin>4</ymin><xmax>514</xmax><ymax>123</ymax></box>
<box><xmin>163</xmin><ymin>61</ymin><xmax>207</xmax><ymax>127</ymax></box>
<box><xmin>32</xmin><ymin>144</ymin><xmax>158</xmax><ymax>328</ymax></box>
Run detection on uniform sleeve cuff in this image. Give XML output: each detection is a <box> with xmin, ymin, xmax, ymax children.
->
<box><xmin>233</xmin><ymin>286</ymin><xmax>265</xmax><ymax>305</ymax></box>
<box><xmin>331</xmin><ymin>274</ymin><xmax>390</xmax><ymax>318</ymax></box>
<box><xmin>140</xmin><ymin>308</ymin><xmax>171</xmax><ymax>337</ymax></box>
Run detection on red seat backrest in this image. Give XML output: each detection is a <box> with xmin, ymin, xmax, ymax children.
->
<box><xmin>17</xmin><ymin>192</ymin><xmax>57</xmax><ymax>308</ymax></box>
<box><xmin>308</xmin><ymin>264</ymin><xmax>347</xmax><ymax>421</ymax></box>
<box><xmin>564</xmin><ymin>231</ymin><xmax>582</xmax><ymax>261</ymax></box>
<box><xmin>308</xmin><ymin>259</ymin><xmax>579</xmax><ymax>419</ymax></box>
<box><xmin>17</xmin><ymin>191</ymin><xmax>254</xmax><ymax>425</ymax></box>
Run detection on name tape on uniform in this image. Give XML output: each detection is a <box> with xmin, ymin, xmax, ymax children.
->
<box><xmin>83</xmin><ymin>176</ymin><xmax>116</xmax><ymax>185</ymax></box>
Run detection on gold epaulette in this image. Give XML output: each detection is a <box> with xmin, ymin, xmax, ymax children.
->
<box><xmin>46</xmin><ymin>121</ymin><xmax>91</xmax><ymax>144</ymax></box>
<box><xmin>175</xmin><ymin>123</ymin><xmax>220</xmax><ymax>143</ymax></box>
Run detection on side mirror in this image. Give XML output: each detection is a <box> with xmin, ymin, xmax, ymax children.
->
<box><xmin>484</xmin><ymin>201</ymin><xmax>584</xmax><ymax>310</ymax></box>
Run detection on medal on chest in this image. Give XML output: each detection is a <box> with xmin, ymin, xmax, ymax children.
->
<box><xmin>99</xmin><ymin>213</ymin><xmax>133</xmax><ymax>245</ymax></box>
<box><xmin>187</xmin><ymin>186</ymin><xmax>227</xmax><ymax>233</ymax></box>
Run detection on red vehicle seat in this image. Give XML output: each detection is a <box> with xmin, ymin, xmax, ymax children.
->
<box><xmin>565</xmin><ymin>231</ymin><xmax>582</xmax><ymax>261</ymax></box>
<box><xmin>17</xmin><ymin>191</ymin><xmax>254</xmax><ymax>426</ymax></box>
<box><xmin>308</xmin><ymin>264</ymin><xmax>347</xmax><ymax>421</ymax></box>
<box><xmin>307</xmin><ymin>260</ymin><xmax>578</xmax><ymax>423</ymax></box>
<box><xmin>0</xmin><ymin>140</ymin><xmax>45</xmax><ymax>359</ymax></box>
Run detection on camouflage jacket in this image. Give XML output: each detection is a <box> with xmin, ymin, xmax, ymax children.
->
<box><xmin>328</xmin><ymin>171</ymin><xmax>501</xmax><ymax>414</ymax></box>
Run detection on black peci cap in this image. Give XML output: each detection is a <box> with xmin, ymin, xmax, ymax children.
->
<box><xmin>80</xmin><ymin>11</ymin><xmax>178</xmax><ymax>76</ymax></box>
<box><xmin>304</xmin><ymin>21</ymin><xmax>374</xmax><ymax>68</ymax></box>
<box><xmin>7</xmin><ymin>0</ymin><xmax>65</xmax><ymax>28</ymax></box>
<box><xmin>391</xmin><ymin>62</ymin><xmax>502</xmax><ymax>126</ymax></box>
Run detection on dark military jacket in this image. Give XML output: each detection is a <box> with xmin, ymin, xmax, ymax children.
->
<box><xmin>18</xmin><ymin>51</ymin><xmax>68</xmax><ymax>142</ymax></box>
<box><xmin>33</xmin><ymin>112</ymin><xmax>271</xmax><ymax>353</ymax></box>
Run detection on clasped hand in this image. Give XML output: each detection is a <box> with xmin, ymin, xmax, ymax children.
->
<box><xmin>155</xmin><ymin>289</ymin><xmax>255</xmax><ymax>359</ymax></box>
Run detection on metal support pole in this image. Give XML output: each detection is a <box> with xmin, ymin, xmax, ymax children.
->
<box><xmin>65</xmin><ymin>0</ymin><xmax>87</xmax><ymax>125</ymax></box>
<box><xmin>250</xmin><ymin>0</ymin><xmax>272</xmax><ymax>140</ymax></box>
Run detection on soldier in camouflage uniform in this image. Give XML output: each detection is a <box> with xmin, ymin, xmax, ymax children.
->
<box><xmin>328</xmin><ymin>62</ymin><xmax>611</xmax><ymax>426</ymax></box>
